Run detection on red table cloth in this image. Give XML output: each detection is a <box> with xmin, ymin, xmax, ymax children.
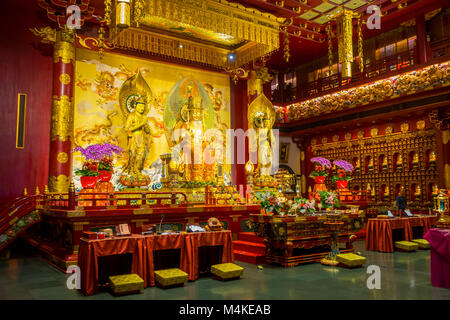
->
<box><xmin>79</xmin><ymin>231</ymin><xmax>233</xmax><ymax>295</ymax></box>
<box><xmin>366</xmin><ymin>215</ymin><xmax>438</xmax><ymax>253</ymax></box>
<box><xmin>424</xmin><ymin>228</ymin><xmax>450</xmax><ymax>289</ymax></box>
<box><xmin>79</xmin><ymin>235</ymin><xmax>147</xmax><ymax>296</ymax></box>
<box><xmin>144</xmin><ymin>233</ymin><xmax>191</xmax><ymax>286</ymax></box>
<box><xmin>187</xmin><ymin>231</ymin><xmax>234</xmax><ymax>280</ymax></box>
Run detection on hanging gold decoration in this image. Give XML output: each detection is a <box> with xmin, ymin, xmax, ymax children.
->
<box><xmin>335</xmin><ymin>9</ymin><xmax>354</xmax><ymax>78</ymax></box>
<box><xmin>98</xmin><ymin>26</ymin><xmax>106</xmax><ymax>60</ymax></box>
<box><xmin>326</xmin><ymin>24</ymin><xmax>333</xmax><ymax>76</ymax></box>
<box><xmin>104</xmin><ymin>0</ymin><xmax>112</xmax><ymax>26</ymax></box>
<box><xmin>357</xmin><ymin>18</ymin><xmax>363</xmax><ymax>73</ymax></box>
<box><xmin>133</xmin><ymin>0</ymin><xmax>145</xmax><ymax>27</ymax></box>
<box><xmin>284</xmin><ymin>31</ymin><xmax>290</xmax><ymax>63</ymax></box>
<box><xmin>116</xmin><ymin>0</ymin><xmax>131</xmax><ymax>28</ymax></box>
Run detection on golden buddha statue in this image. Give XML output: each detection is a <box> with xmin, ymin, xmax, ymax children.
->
<box><xmin>355</xmin><ymin>158</ymin><xmax>361</xmax><ymax>173</ymax></box>
<box><xmin>412</xmin><ymin>152</ymin><xmax>419</xmax><ymax>170</ymax></box>
<box><xmin>248</xmin><ymin>86</ymin><xmax>276</xmax><ymax>180</ymax></box>
<box><xmin>118</xmin><ymin>71</ymin><xmax>153</xmax><ymax>187</ymax></box>
<box><xmin>163</xmin><ymin>77</ymin><xmax>217</xmax><ymax>186</ymax></box>
<box><xmin>367</xmin><ymin>157</ymin><xmax>373</xmax><ymax>173</ymax></box>
<box><xmin>415</xmin><ymin>185</ymin><xmax>421</xmax><ymax>196</ymax></box>
<box><xmin>382</xmin><ymin>156</ymin><xmax>388</xmax><ymax>170</ymax></box>
<box><xmin>396</xmin><ymin>153</ymin><xmax>403</xmax><ymax>170</ymax></box>
<box><xmin>123</xmin><ymin>99</ymin><xmax>150</xmax><ymax>177</ymax></box>
<box><xmin>429</xmin><ymin>150</ymin><xmax>436</xmax><ymax>168</ymax></box>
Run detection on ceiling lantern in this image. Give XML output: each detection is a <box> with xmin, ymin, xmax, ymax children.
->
<box><xmin>116</xmin><ymin>0</ymin><xmax>131</xmax><ymax>28</ymax></box>
<box><xmin>336</xmin><ymin>9</ymin><xmax>353</xmax><ymax>78</ymax></box>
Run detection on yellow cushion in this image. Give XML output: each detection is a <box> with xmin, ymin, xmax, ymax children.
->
<box><xmin>154</xmin><ymin>268</ymin><xmax>188</xmax><ymax>287</ymax></box>
<box><xmin>211</xmin><ymin>263</ymin><xmax>244</xmax><ymax>280</ymax></box>
<box><xmin>412</xmin><ymin>239</ymin><xmax>430</xmax><ymax>249</ymax></box>
<box><xmin>377</xmin><ymin>215</ymin><xmax>390</xmax><ymax>219</ymax></box>
<box><xmin>336</xmin><ymin>253</ymin><xmax>366</xmax><ymax>267</ymax></box>
<box><xmin>109</xmin><ymin>274</ymin><xmax>144</xmax><ymax>294</ymax></box>
<box><xmin>395</xmin><ymin>241</ymin><xmax>419</xmax><ymax>251</ymax></box>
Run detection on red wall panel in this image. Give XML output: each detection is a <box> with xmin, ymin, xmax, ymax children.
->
<box><xmin>0</xmin><ymin>0</ymin><xmax>53</xmax><ymax>204</ymax></box>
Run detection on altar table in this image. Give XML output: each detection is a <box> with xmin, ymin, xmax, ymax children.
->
<box><xmin>424</xmin><ymin>228</ymin><xmax>450</xmax><ymax>289</ymax></box>
<box><xmin>366</xmin><ymin>215</ymin><xmax>438</xmax><ymax>253</ymax></box>
<box><xmin>79</xmin><ymin>231</ymin><xmax>233</xmax><ymax>296</ymax></box>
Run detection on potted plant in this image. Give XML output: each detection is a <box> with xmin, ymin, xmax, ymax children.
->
<box><xmin>254</xmin><ymin>191</ymin><xmax>283</xmax><ymax>216</ymax></box>
<box><xmin>74</xmin><ymin>143</ymin><xmax>123</xmax><ymax>188</ymax></box>
<box><xmin>332</xmin><ymin>160</ymin><xmax>354</xmax><ymax>189</ymax></box>
<box><xmin>309</xmin><ymin>157</ymin><xmax>331</xmax><ymax>184</ymax></box>
<box><xmin>317</xmin><ymin>190</ymin><xmax>340</xmax><ymax>210</ymax></box>
<box><xmin>293</xmin><ymin>198</ymin><xmax>315</xmax><ymax>215</ymax></box>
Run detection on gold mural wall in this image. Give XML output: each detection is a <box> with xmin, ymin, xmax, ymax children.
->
<box><xmin>73</xmin><ymin>49</ymin><xmax>231</xmax><ymax>188</ymax></box>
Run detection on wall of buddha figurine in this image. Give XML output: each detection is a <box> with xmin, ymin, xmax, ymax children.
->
<box><xmin>305</xmin><ymin>116</ymin><xmax>443</xmax><ymax>211</ymax></box>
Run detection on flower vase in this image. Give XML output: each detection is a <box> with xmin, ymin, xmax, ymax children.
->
<box><xmin>336</xmin><ymin>180</ymin><xmax>348</xmax><ymax>189</ymax></box>
<box><xmin>80</xmin><ymin>176</ymin><xmax>98</xmax><ymax>189</ymax></box>
<box><xmin>313</xmin><ymin>176</ymin><xmax>327</xmax><ymax>194</ymax></box>
<box><xmin>98</xmin><ymin>170</ymin><xmax>112</xmax><ymax>182</ymax></box>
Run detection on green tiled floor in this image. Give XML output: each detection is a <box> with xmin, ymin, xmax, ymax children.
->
<box><xmin>0</xmin><ymin>241</ymin><xmax>449</xmax><ymax>300</ymax></box>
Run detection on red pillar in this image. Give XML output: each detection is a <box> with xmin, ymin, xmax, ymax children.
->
<box><xmin>231</xmin><ymin>79</ymin><xmax>248</xmax><ymax>188</ymax></box>
<box><xmin>48</xmin><ymin>29</ymin><xmax>75</xmax><ymax>193</ymax></box>
<box><xmin>415</xmin><ymin>13</ymin><xmax>428</xmax><ymax>65</ymax></box>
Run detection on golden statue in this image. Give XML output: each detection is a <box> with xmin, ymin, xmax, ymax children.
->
<box><xmin>163</xmin><ymin>77</ymin><xmax>217</xmax><ymax>185</ymax></box>
<box><xmin>123</xmin><ymin>101</ymin><xmax>150</xmax><ymax>177</ymax></box>
<box><xmin>118</xmin><ymin>71</ymin><xmax>153</xmax><ymax>187</ymax></box>
<box><xmin>382</xmin><ymin>156</ymin><xmax>388</xmax><ymax>170</ymax></box>
<box><xmin>396</xmin><ymin>153</ymin><xmax>403</xmax><ymax>170</ymax></box>
<box><xmin>415</xmin><ymin>185</ymin><xmax>421</xmax><ymax>196</ymax></box>
<box><xmin>248</xmin><ymin>79</ymin><xmax>276</xmax><ymax>178</ymax></box>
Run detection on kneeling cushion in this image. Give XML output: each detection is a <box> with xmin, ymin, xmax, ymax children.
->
<box><xmin>211</xmin><ymin>263</ymin><xmax>244</xmax><ymax>280</ymax></box>
<box><xmin>411</xmin><ymin>239</ymin><xmax>430</xmax><ymax>249</ymax></box>
<box><xmin>395</xmin><ymin>241</ymin><xmax>418</xmax><ymax>252</ymax></box>
<box><xmin>336</xmin><ymin>253</ymin><xmax>366</xmax><ymax>267</ymax></box>
<box><xmin>109</xmin><ymin>274</ymin><xmax>144</xmax><ymax>295</ymax></box>
<box><xmin>154</xmin><ymin>268</ymin><xmax>188</xmax><ymax>288</ymax></box>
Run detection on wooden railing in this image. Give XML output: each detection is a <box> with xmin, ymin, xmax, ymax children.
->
<box><xmin>0</xmin><ymin>195</ymin><xmax>40</xmax><ymax>235</ymax></box>
<box><xmin>274</xmin><ymin>38</ymin><xmax>450</xmax><ymax>105</ymax></box>
<box><xmin>429</xmin><ymin>36</ymin><xmax>450</xmax><ymax>63</ymax></box>
<box><xmin>42</xmin><ymin>190</ymin><xmax>189</xmax><ymax>210</ymax></box>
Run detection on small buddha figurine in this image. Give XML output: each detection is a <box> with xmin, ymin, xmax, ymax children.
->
<box><xmin>429</xmin><ymin>151</ymin><xmax>436</xmax><ymax>168</ymax></box>
<box><xmin>385</xmin><ymin>185</ymin><xmax>390</xmax><ymax>196</ymax></box>
<box><xmin>432</xmin><ymin>184</ymin><xmax>439</xmax><ymax>195</ymax></box>
<box><xmin>382</xmin><ymin>156</ymin><xmax>388</xmax><ymax>171</ymax></box>
<box><xmin>368</xmin><ymin>157</ymin><xmax>374</xmax><ymax>173</ymax></box>
<box><xmin>415</xmin><ymin>185</ymin><xmax>421</xmax><ymax>196</ymax></box>
<box><xmin>355</xmin><ymin>158</ymin><xmax>361</xmax><ymax>173</ymax></box>
<box><xmin>396</xmin><ymin>154</ymin><xmax>403</xmax><ymax>170</ymax></box>
<box><xmin>412</xmin><ymin>153</ymin><xmax>419</xmax><ymax>170</ymax></box>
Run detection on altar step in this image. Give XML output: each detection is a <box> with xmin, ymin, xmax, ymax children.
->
<box><xmin>233</xmin><ymin>232</ymin><xmax>266</xmax><ymax>265</ymax></box>
<box><xmin>236</xmin><ymin>232</ymin><xmax>265</xmax><ymax>244</ymax></box>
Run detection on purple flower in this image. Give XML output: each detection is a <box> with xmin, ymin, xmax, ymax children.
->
<box><xmin>333</xmin><ymin>160</ymin><xmax>354</xmax><ymax>172</ymax></box>
<box><xmin>74</xmin><ymin>143</ymin><xmax>124</xmax><ymax>161</ymax></box>
<box><xmin>311</xmin><ymin>157</ymin><xmax>331</xmax><ymax>168</ymax></box>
